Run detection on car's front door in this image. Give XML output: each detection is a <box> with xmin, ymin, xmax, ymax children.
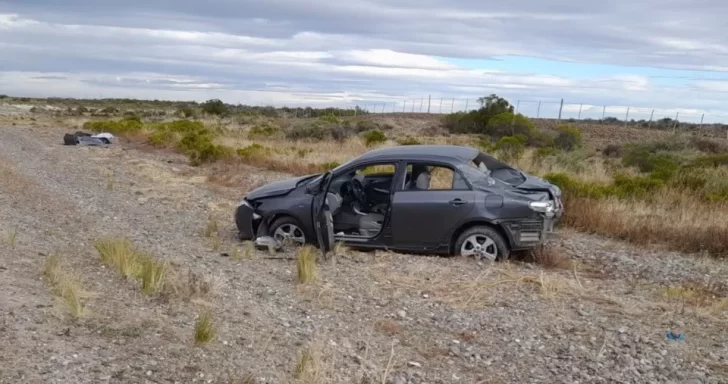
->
<box><xmin>312</xmin><ymin>172</ymin><xmax>335</xmax><ymax>255</ymax></box>
<box><xmin>390</xmin><ymin>163</ymin><xmax>475</xmax><ymax>249</ymax></box>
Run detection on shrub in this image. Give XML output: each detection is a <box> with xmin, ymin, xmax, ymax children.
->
<box><xmin>355</xmin><ymin>120</ymin><xmax>379</xmax><ymax>133</ymax></box>
<box><xmin>396</xmin><ymin>136</ymin><xmax>421</xmax><ymax>145</ymax></box>
<box><xmin>194</xmin><ymin>311</ymin><xmax>216</xmax><ymax>345</ymax></box>
<box><xmin>553</xmin><ymin>125</ymin><xmax>582</xmax><ymax>151</ymax></box>
<box><xmin>247</xmin><ymin>122</ymin><xmax>280</xmax><ymax>139</ymax></box>
<box><xmin>691</xmin><ymin>137</ymin><xmax>727</xmax><ymax>154</ymax></box>
<box><xmin>360</xmin><ymin>129</ymin><xmax>387</xmax><ymax>147</ymax></box>
<box><xmin>237</xmin><ymin>143</ymin><xmax>270</xmax><ymax>160</ymax></box>
<box><xmin>602</xmin><ymin>144</ymin><xmax>622</xmax><ymax>158</ymax></box>
<box><xmin>200</xmin><ymin>99</ymin><xmax>229</xmax><ymax>116</ymax></box>
<box><xmin>285</xmin><ymin>121</ymin><xmax>333</xmax><ymax>141</ymax></box>
<box><xmin>83</xmin><ymin>117</ymin><xmax>143</xmax><ymax>135</ymax></box>
<box><xmin>534</xmin><ymin>147</ymin><xmax>558</xmax><ymax>161</ymax></box>
<box><xmin>317</xmin><ymin>115</ymin><xmax>340</xmax><ymax>124</ymax></box>
<box><xmin>495</xmin><ymin>135</ymin><xmax>526</xmax><ymax>162</ymax></box>
<box><xmin>485</xmin><ymin>112</ymin><xmax>536</xmax><ymax>140</ymax></box>
<box><xmin>177</xmin><ymin>107</ymin><xmax>198</xmax><ymax>119</ymax></box>
<box><xmin>690</xmin><ymin>154</ymin><xmax>728</xmax><ymax>168</ymax></box>
<box><xmin>174</xmin><ymin>127</ymin><xmax>232</xmax><ymax>166</ymax></box>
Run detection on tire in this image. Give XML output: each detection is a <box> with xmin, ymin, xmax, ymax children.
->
<box><xmin>269</xmin><ymin>216</ymin><xmax>308</xmax><ymax>247</ymax></box>
<box><xmin>454</xmin><ymin>225</ymin><xmax>510</xmax><ymax>261</ymax></box>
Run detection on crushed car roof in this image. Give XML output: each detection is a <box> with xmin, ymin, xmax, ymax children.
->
<box><xmin>353</xmin><ymin>144</ymin><xmax>479</xmax><ymax>163</ymax></box>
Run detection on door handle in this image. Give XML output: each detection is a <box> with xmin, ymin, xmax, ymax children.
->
<box><xmin>449</xmin><ymin>198</ymin><xmax>466</xmax><ymax>206</ymax></box>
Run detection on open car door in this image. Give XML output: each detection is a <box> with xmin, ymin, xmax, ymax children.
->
<box><xmin>312</xmin><ymin>172</ymin><xmax>335</xmax><ymax>257</ymax></box>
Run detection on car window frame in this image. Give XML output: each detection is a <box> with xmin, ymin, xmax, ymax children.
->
<box><xmin>396</xmin><ymin>160</ymin><xmax>473</xmax><ymax>192</ymax></box>
<box><xmin>328</xmin><ymin>160</ymin><xmax>402</xmax><ymax>193</ymax></box>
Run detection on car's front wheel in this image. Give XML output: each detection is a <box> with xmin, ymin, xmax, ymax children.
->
<box><xmin>269</xmin><ymin>216</ymin><xmax>307</xmax><ymax>247</ymax></box>
<box><xmin>454</xmin><ymin>226</ymin><xmax>509</xmax><ymax>261</ymax></box>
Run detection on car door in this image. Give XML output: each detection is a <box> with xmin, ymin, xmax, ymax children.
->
<box><xmin>390</xmin><ymin>163</ymin><xmax>475</xmax><ymax>248</ymax></box>
<box><xmin>312</xmin><ymin>172</ymin><xmax>335</xmax><ymax>255</ymax></box>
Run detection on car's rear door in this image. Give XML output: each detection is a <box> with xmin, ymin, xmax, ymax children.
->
<box><xmin>389</xmin><ymin>162</ymin><xmax>475</xmax><ymax>249</ymax></box>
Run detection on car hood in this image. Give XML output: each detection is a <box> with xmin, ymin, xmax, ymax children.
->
<box><xmin>246</xmin><ymin>174</ymin><xmax>316</xmax><ymax>200</ymax></box>
<box><xmin>511</xmin><ymin>173</ymin><xmax>561</xmax><ymax>200</ymax></box>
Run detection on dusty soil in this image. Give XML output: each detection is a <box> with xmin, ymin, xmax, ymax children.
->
<box><xmin>1</xmin><ymin>123</ymin><xmax>727</xmax><ymax>384</ymax></box>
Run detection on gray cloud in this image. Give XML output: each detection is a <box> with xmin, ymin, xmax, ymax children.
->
<box><xmin>1</xmin><ymin>0</ymin><xmax>728</xmax><ymax>120</ymax></box>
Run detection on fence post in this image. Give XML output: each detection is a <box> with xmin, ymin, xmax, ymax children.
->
<box><xmin>465</xmin><ymin>99</ymin><xmax>468</xmax><ymax>112</ymax></box>
<box><xmin>439</xmin><ymin>97</ymin><xmax>443</xmax><ymax>114</ymax></box>
<box><xmin>624</xmin><ymin>107</ymin><xmax>630</xmax><ymax>128</ymax></box>
<box><xmin>673</xmin><ymin>112</ymin><xmax>679</xmax><ymax>132</ymax></box>
<box><xmin>577</xmin><ymin>103</ymin><xmax>582</xmax><ymax>119</ymax></box>
<box><xmin>427</xmin><ymin>95</ymin><xmax>431</xmax><ymax>113</ymax></box>
<box><xmin>451</xmin><ymin>98</ymin><xmax>455</xmax><ymax>113</ymax></box>
<box><xmin>403</xmin><ymin>101</ymin><xmax>406</xmax><ymax>113</ymax></box>
<box><xmin>354</xmin><ymin>105</ymin><xmax>357</xmax><ymax>117</ymax></box>
<box><xmin>601</xmin><ymin>105</ymin><xmax>606</xmax><ymax>123</ymax></box>
<box><xmin>557</xmin><ymin>98</ymin><xmax>563</xmax><ymax>124</ymax></box>
<box><xmin>411</xmin><ymin>100</ymin><xmax>415</xmax><ymax>113</ymax></box>
<box><xmin>536</xmin><ymin>101</ymin><xmax>541</xmax><ymax>118</ymax></box>
<box><xmin>699</xmin><ymin>113</ymin><xmax>704</xmax><ymax>132</ymax></box>
<box><xmin>648</xmin><ymin>109</ymin><xmax>654</xmax><ymax>129</ymax></box>
<box><xmin>419</xmin><ymin>98</ymin><xmax>423</xmax><ymax>113</ymax></box>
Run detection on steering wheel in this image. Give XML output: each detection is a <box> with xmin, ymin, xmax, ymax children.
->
<box><xmin>350</xmin><ymin>178</ymin><xmax>367</xmax><ymax>205</ymax></box>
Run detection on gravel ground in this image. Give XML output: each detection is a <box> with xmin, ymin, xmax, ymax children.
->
<box><xmin>1</xmin><ymin>124</ymin><xmax>727</xmax><ymax>384</ymax></box>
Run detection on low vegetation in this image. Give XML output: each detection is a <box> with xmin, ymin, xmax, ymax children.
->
<box><xmin>43</xmin><ymin>253</ymin><xmax>86</xmax><ymax>319</ymax></box>
<box><xmin>34</xmin><ymin>93</ymin><xmax>728</xmax><ymax>258</ymax></box>
<box><xmin>194</xmin><ymin>310</ymin><xmax>217</xmax><ymax>345</ymax></box>
<box><xmin>296</xmin><ymin>245</ymin><xmax>318</xmax><ymax>284</ymax></box>
<box><xmin>94</xmin><ymin>237</ymin><xmax>168</xmax><ymax>295</ymax></box>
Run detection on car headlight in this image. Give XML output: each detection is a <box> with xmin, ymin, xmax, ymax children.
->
<box><xmin>529</xmin><ymin>201</ymin><xmax>555</xmax><ymax>213</ymax></box>
<box><xmin>238</xmin><ymin>199</ymin><xmax>262</xmax><ymax>219</ymax></box>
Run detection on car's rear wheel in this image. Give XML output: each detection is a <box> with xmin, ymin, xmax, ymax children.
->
<box><xmin>454</xmin><ymin>226</ymin><xmax>509</xmax><ymax>261</ymax></box>
<box><xmin>270</xmin><ymin>216</ymin><xmax>307</xmax><ymax>247</ymax></box>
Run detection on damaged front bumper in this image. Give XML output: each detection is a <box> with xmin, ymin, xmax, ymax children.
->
<box><xmin>234</xmin><ymin>199</ymin><xmax>262</xmax><ymax>240</ymax></box>
<box><xmin>505</xmin><ymin>198</ymin><xmax>564</xmax><ymax>249</ymax></box>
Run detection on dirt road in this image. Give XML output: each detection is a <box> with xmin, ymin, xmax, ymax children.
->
<box><xmin>1</xmin><ymin>124</ymin><xmax>726</xmax><ymax>383</ymax></box>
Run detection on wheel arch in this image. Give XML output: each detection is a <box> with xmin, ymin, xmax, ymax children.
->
<box><xmin>449</xmin><ymin>220</ymin><xmax>512</xmax><ymax>255</ymax></box>
<box><xmin>263</xmin><ymin>212</ymin><xmax>315</xmax><ymax>241</ymax></box>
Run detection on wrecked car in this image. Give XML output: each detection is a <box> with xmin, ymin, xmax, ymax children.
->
<box><xmin>235</xmin><ymin>144</ymin><xmax>563</xmax><ymax>260</ymax></box>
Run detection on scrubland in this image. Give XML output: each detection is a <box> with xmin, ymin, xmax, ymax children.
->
<box><xmin>1</xmin><ymin>96</ymin><xmax>727</xmax><ymax>383</ymax></box>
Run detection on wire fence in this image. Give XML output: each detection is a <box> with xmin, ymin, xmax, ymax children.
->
<box><xmin>342</xmin><ymin>96</ymin><xmax>728</xmax><ymax>127</ymax></box>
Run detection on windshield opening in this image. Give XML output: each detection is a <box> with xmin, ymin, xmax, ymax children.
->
<box><xmin>469</xmin><ymin>152</ymin><xmax>526</xmax><ymax>186</ymax></box>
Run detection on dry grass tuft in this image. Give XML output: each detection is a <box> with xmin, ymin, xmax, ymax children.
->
<box><xmin>43</xmin><ymin>253</ymin><xmax>86</xmax><ymax>318</ymax></box>
<box><xmin>527</xmin><ymin>244</ymin><xmax>574</xmax><ymax>270</ymax></box>
<box><xmin>296</xmin><ymin>245</ymin><xmax>318</xmax><ymax>284</ymax></box>
<box><xmin>374</xmin><ymin>319</ymin><xmax>402</xmax><ymax>336</ymax></box>
<box><xmin>94</xmin><ymin>237</ymin><xmax>168</xmax><ymax>295</ymax></box>
<box><xmin>5</xmin><ymin>228</ymin><xmax>17</xmax><ymax>248</ymax></box>
<box><xmin>139</xmin><ymin>255</ymin><xmax>167</xmax><ymax>295</ymax></box>
<box><xmin>95</xmin><ymin>237</ymin><xmax>143</xmax><ymax>279</ymax></box>
<box><xmin>194</xmin><ymin>310</ymin><xmax>216</xmax><ymax>345</ymax></box>
<box><xmin>203</xmin><ymin>216</ymin><xmax>219</xmax><ymax>238</ymax></box>
<box><xmin>293</xmin><ymin>342</ymin><xmax>331</xmax><ymax>383</ymax></box>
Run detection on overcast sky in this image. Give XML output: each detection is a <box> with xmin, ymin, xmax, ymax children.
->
<box><xmin>2</xmin><ymin>0</ymin><xmax>728</xmax><ymax>122</ymax></box>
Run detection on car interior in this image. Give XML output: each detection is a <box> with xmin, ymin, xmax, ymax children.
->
<box><xmin>323</xmin><ymin>163</ymin><xmax>434</xmax><ymax>237</ymax></box>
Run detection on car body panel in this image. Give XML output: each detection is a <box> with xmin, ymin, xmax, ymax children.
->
<box><xmin>234</xmin><ymin>145</ymin><xmax>564</xmax><ymax>255</ymax></box>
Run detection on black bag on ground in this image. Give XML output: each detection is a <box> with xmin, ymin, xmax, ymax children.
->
<box><xmin>63</xmin><ymin>133</ymin><xmax>78</xmax><ymax>145</ymax></box>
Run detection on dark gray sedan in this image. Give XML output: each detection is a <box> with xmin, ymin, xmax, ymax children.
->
<box><xmin>235</xmin><ymin>145</ymin><xmax>563</xmax><ymax>260</ymax></box>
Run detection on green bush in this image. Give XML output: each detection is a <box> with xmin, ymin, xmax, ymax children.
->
<box><xmin>495</xmin><ymin>135</ymin><xmax>526</xmax><ymax>162</ymax></box>
<box><xmin>200</xmin><ymin>99</ymin><xmax>229</xmax><ymax>116</ymax></box>
<box><xmin>485</xmin><ymin>112</ymin><xmax>536</xmax><ymax>139</ymax></box>
<box><xmin>689</xmin><ymin>154</ymin><xmax>728</xmax><ymax>168</ymax></box>
<box><xmin>355</xmin><ymin>120</ymin><xmax>379</xmax><ymax>133</ymax></box>
<box><xmin>285</xmin><ymin>121</ymin><xmax>335</xmax><ymax>141</ymax></box>
<box><xmin>553</xmin><ymin>125</ymin><xmax>582</xmax><ymax>151</ymax></box>
<box><xmin>534</xmin><ymin>147</ymin><xmax>558</xmax><ymax>161</ymax></box>
<box><xmin>177</xmin><ymin>107</ymin><xmax>198</xmax><ymax>119</ymax></box>
<box><xmin>690</xmin><ymin>137</ymin><xmax>727</xmax><ymax>154</ymax></box>
<box><xmin>318</xmin><ymin>115</ymin><xmax>340</xmax><ymax>124</ymax></box>
<box><xmin>602</xmin><ymin>144</ymin><xmax>622</xmax><ymax>158</ymax></box>
<box><xmin>248</xmin><ymin>122</ymin><xmax>280</xmax><ymax>139</ymax></box>
<box><xmin>396</xmin><ymin>136</ymin><xmax>422</xmax><ymax>145</ymax></box>
<box><xmin>237</xmin><ymin>143</ymin><xmax>270</xmax><ymax>160</ymax></box>
<box><xmin>177</xmin><ymin>131</ymin><xmax>231</xmax><ymax>166</ymax></box>
<box><xmin>360</xmin><ymin>129</ymin><xmax>387</xmax><ymax>147</ymax></box>
<box><xmin>82</xmin><ymin>117</ymin><xmax>143</xmax><ymax>135</ymax></box>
